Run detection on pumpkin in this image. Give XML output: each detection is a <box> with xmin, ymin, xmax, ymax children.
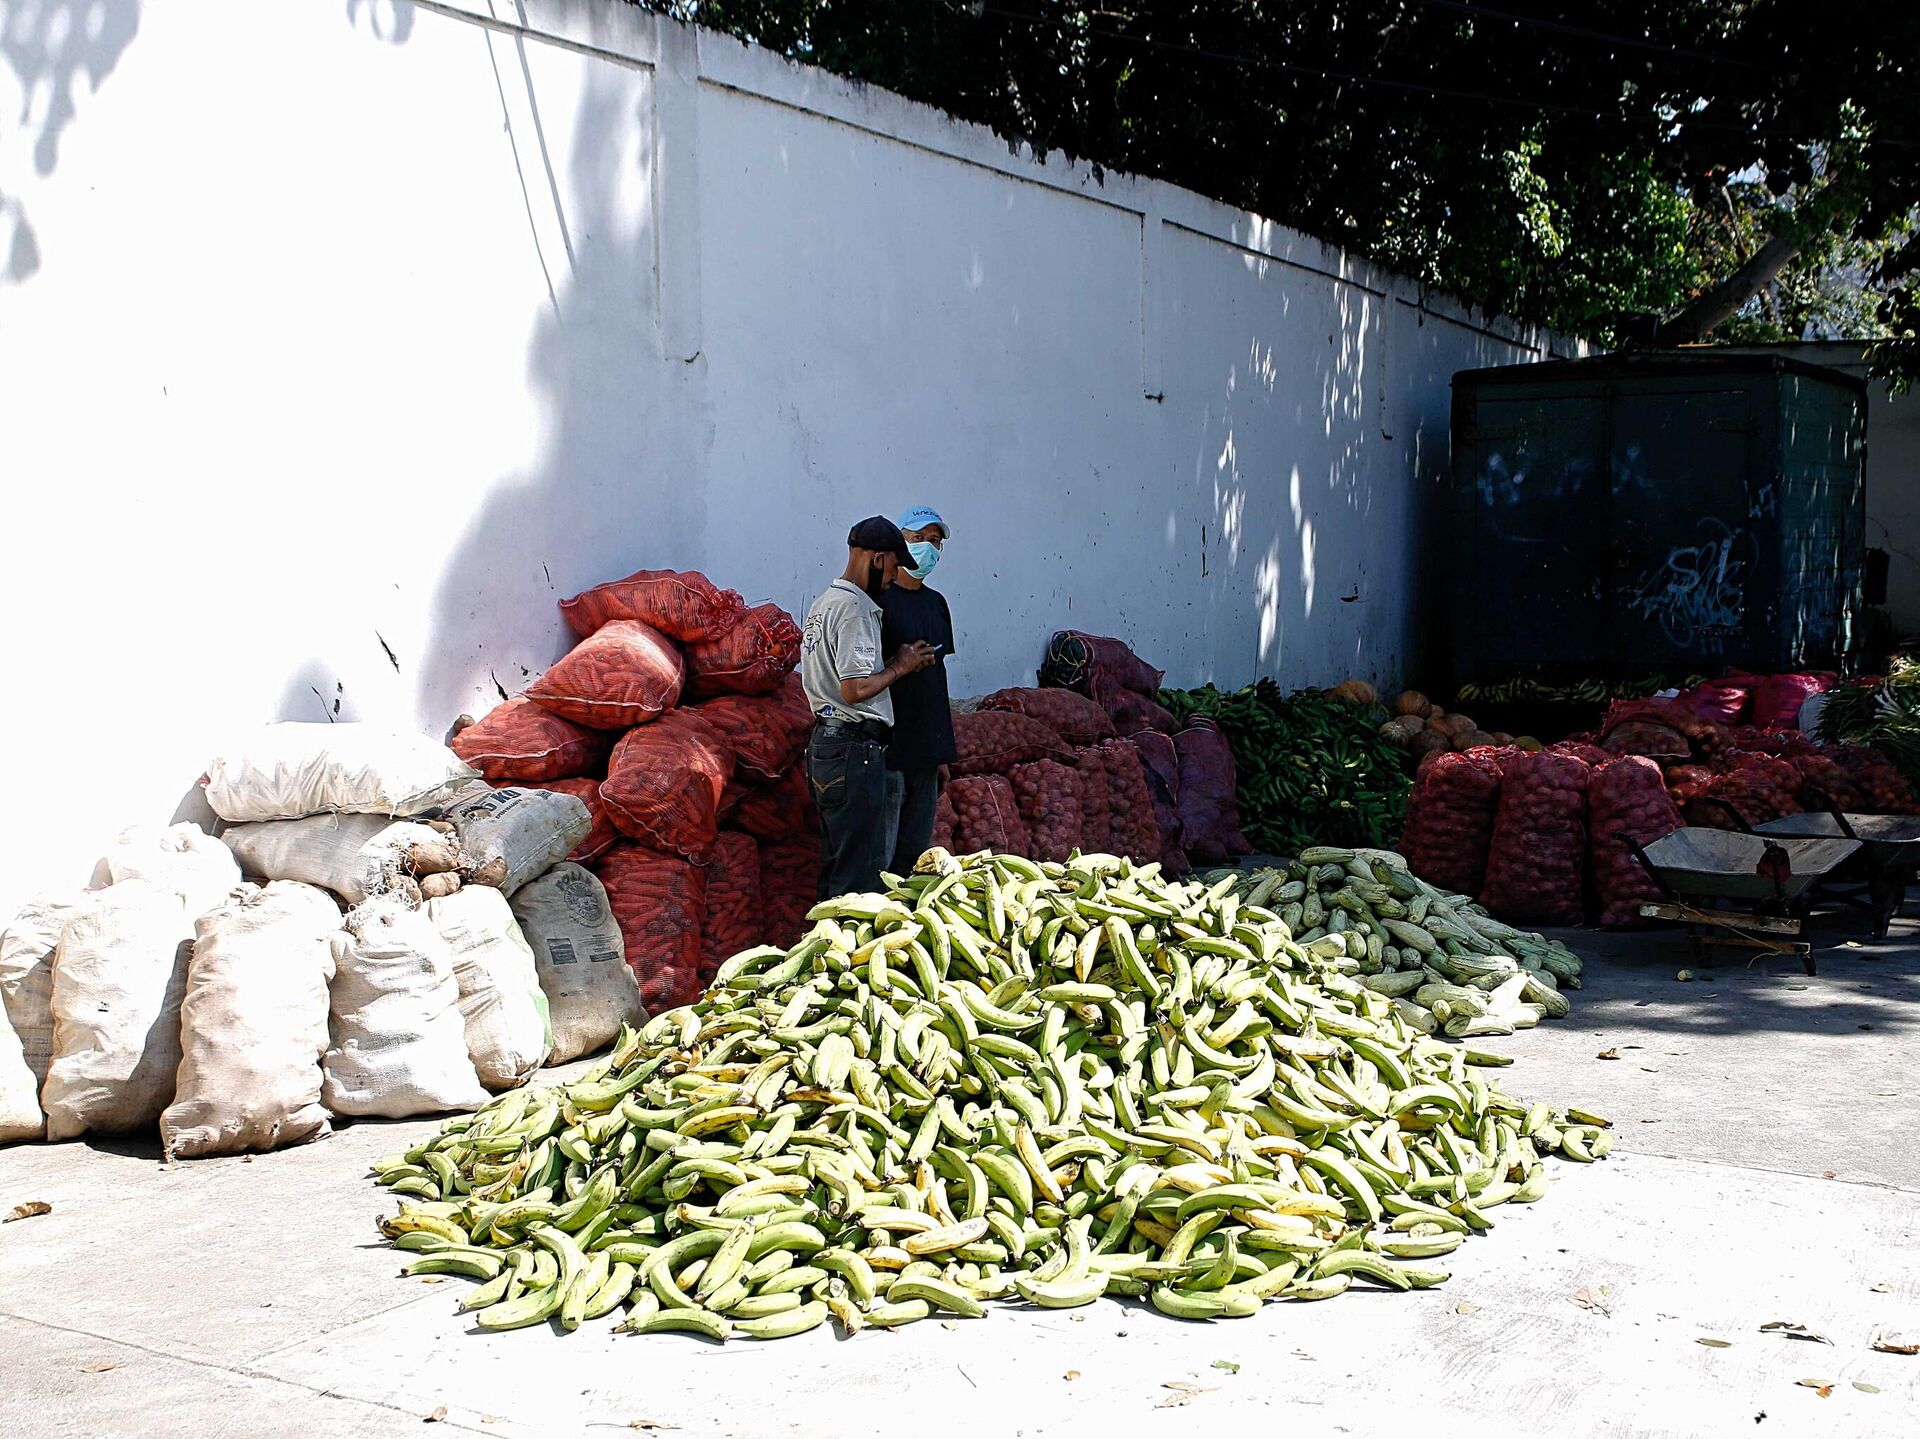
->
<box><xmin>1393</xmin><ymin>690</ymin><xmax>1431</xmax><ymax>719</ymax></box>
<box><xmin>1410</xmin><ymin>729</ymin><xmax>1451</xmax><ymax>758</ymax></box>
<box><xmin>1329</xmin><ymin>679</ymin><xmax>1378</xmax><ymax>707</ymax></box>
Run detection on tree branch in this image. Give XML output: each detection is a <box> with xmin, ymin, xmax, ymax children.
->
<box><xmin>1659</xmin><ymin>230</ymin><xmax>1801</xmax><ymax>341</ymax></box>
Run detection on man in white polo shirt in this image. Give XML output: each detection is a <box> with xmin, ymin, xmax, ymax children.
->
<box><xmin>800</xmin><ymin>516</ymin><xmax>938</xmax><ymax>899</ymax></box>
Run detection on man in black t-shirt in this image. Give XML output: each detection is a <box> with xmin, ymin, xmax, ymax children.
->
<box><xmin>881</xmin><ymin>506</ymin><xmax>957</xmax><ymax>871</ymax></box>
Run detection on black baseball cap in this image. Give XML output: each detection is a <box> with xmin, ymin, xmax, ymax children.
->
<box><xmin>848</xmin><ymin>515</ymin><xmax>914</xmax><ymax>566</ymax></box>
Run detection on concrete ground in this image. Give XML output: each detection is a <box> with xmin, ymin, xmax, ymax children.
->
<box><xmin>4</xmin><ymin>911</ymin><xmax>1918</xmax><ymax>1439</ymax></box>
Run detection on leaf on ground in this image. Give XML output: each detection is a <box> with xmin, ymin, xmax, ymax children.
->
<box><xmin>424</xmin><ymin>1407</ymin><xmax>448</xmax><ymax>1424</ymax></box>
<box><xmin>1869</xmin><ymin>1283</ymin><xmax>1891</xmax><ymax>1294</ymax></box>
<box><xmin>1455</xmin><ymin>1303</ymin><xmax>1480</xmax><ymax>1316</ymax></box>
<box><xmin>418</xmin><ymin>1276</ymin><xmax>445</xmax><ymax>1285</ymax></box>
<box><xmin>1795</xmin><ymin>1380</ymin><xmax>1834</xmax><ymax>1397</ymax></box>
<box><xmin>1212</xmin><ymin>1359</ymin><xmax>1240</xmax><ymax>1373</ymax></box>
<box><xmin>4</xmin><ymin>1201</ymin><xmax>51</xmax><ymax>1223</ymax></box>
<box><xmin>1596</xmin><ymin>1049</ymin><xmax>1622</xmax><ymax>1060</ymax></box>
<box><xmin>1870</xmin><ymin>1333</ymin><xmax>1919</xmax><ymax>1356</ymax></box>
<box><xmin>81</xmin><ymin>1363</ymin><xmax>119</xmax><ymax>1373</ymax></box>
<box><xmin>627</xmin><ymin>1422</ymin><xmax>678</xmax><ymax>1432</ymax></box>
<box><xmin>1571</xmin><ymin>1285</ymin><xmax>1614</xmax><ymax>1316</ymax></box>
<box><xmin>1156</xmin><ymin>1382</ymin><xmax>1216</xmax><ymax>1409</ymax></box>
<box><xmin>1853</xmin><ymin>1381</ymin><xmax>1880</xmax><ymax>1394</ymax></box>
<box><xmin>1761</xmin><ymin>1321</ymin><xmax>1833</xmax><ymax>1345</ymax></box>
<box><xmin>1697</xmin><ymin>1338</ymin><xmax>1733</xmax><ymax>1348</ymax></box>
<box><xmin>1063</xmin><ymin>1370</ymin><xmax>1081</xmax><ymax>1381</ymax></box>
<box><xmin>1822</xmin><ymin>1171</ymin><xmax>1839</xmax><ymax>1179</ymax></box>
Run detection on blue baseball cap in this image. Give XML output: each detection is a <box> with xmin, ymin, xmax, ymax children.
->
<box><xmin>897</xmin><ymin>506</ymin><xmax>950</xmax><ymax>539</ymax></box>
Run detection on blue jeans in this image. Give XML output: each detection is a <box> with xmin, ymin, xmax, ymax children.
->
<box><xmin>806</xmin><ymin>728</ymin><xmax>891</xmax><ymax>900</ymax></box>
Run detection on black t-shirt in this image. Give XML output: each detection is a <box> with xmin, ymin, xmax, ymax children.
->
<box><xmin>879</xmin><ymin>583</ymin><xmax>957</xmax><ymax>770</ymax></box>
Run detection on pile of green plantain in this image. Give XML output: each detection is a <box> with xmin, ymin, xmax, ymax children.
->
<box><xmin>372</xmin><ymin>847</ymin><xmax>1610</xmax><ymax>1340</ymax></box>
<box><xmin>1207</xmin><ymin>850</ymin><xmax>1585</xmax><ymax>1040</ymax></box>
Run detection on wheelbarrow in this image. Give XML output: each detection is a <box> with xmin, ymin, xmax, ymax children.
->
<box><xmin>1624</xmin><ymin>825</ymin><xmax>1861</xmax><ymax>974</ymax></box>
<box><xmin>1752</xmin><ymin>805</ymin><xmax>1920</xmax><ymax>940</ymax></box>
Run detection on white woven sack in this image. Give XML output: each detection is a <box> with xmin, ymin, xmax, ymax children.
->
<box><xmin>160</xmin><ymin>882</ymin><xmax>342</xmax><ymax>1159</ymax></box>
<box><xmin>427</xmin><ymin>887</ymin><xmax>551</xmax><ymax>1090</ymax></box>
<box><xmin>96</xmin><ymin>823</ymin><xmax>242</xmax><ymax>917</ymax></box>
<box><xmin>41</xmin><ymin>880</ymin><xmax>195</xmax><ymax>1141</ymax></box>
<box><xmin>0</xmin><ymin>894</ymin><xmax>89</xmax><ymax>1086</ymax></box>
<box><xmin>323</xmin><ymin>894</ymin><xmax>487</xmax><ymax>1118</ymax></box>
<box><xmin>203</xmin><ymin>723</ymin><xmax>479</xmax><ymax>823</ymax></box>
<box><xmin>438</xmin><ymin>785</ymin><xmax>592</xmax><ymax>897</ymax></box>
<box><xmin>0</xmin><ymin>1003</ymin><xmax>41</xmax><ymax>1143</ymax></box>
<box><xmin>510</xmin><ymin>864</ymin><xmax>638</xmax><ymax>1062</ymax></box>
<box><xmin>223</xmin><ymin>814</ymin><xmax>446</xmax><ymax>904</ymax></box>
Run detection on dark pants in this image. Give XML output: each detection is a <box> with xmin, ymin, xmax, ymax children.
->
<box><xmin>807</xmin><ymin>725</ymin><xmax>892</xmax><ymax>900</ymax></box>
<box><xmin>888</xmin><ymin>767</ymin><xmax>942</xmax><ymax>875</ymax></box>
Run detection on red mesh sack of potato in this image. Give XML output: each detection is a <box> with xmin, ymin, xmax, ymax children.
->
<box><xmin>1087</xmin><ymin>740</ymin><xmax>1175</xmax><ymax>870</ymax></box>
<box><xmin>1588</xmin><ymin>757</ymin><xmax>1683</xmax><ymax>928</ymax></box>
<box><xmin>560</xmin><ymin>568</ymin><xmax>746</xmax><ymax>643</ymax></box>
<box><xmin>1401</xmin><ymin>749</ymin><xmax>1508</xmax><ymax>897</ymax></box>
<box><xmin>930</xmin><ymin>789</ymin><xmax>958</xmax><ymax>852</ymax></box>
<box><xmin>978</xmin><ymin>688</ymin><xmax>1116</xmax><ymax>746</ymax></box>
<box><xmin>1674</xmin><ymin>681</ymin><xmax>1749</xmax><ymax>726</ymax></box>
<box><xmin>1072</xmin><ymin>746</ymin><xmax>1115</xmax><ymax>854</ymax></box>
<box><xmin>527</xmin><ymin>620</ymin><xmax>685</xmax><ymax>730</ymax></box>
<box><xmin>1172</xmin><ymin>718</ymin><xmax>1250</xmax><ymax>864</ymax></box>
<box><xmin>1548</xmin><ymin>740</ymin><xmax>1611</xmax><ymax>768</ymax></box>
<box><xmin>592</xmin><ymin>842</ymin><xmax>707</xmax><ymax>1014</ymax></box>
<box><xmin>1126</xmin><ymin>732</ymin><xmax>1190</xmax><ymax>873</ymax></box>
<box><xmin>946</xmin><ymin>775</ymin><xmax>1031</xmax><ymax>855</ymax></box>
<box><xmin>731</xmin><ymin>767</ymin><xmax>818</xmax><ymax>841</ymax></box>
<box><xmin>952</xmin><ymin>711</ymin><xmax>1072</xmax><ymax>777</ymax></box>
<box><xmin>453</xmin><ymin>699</ymin><xmax>613</xmax><ymax>781</ymax></box>
<box><xmin>758</xmin><ymin>838</ymin><xmax>821</xmax><ymax>946</ymax></box>
<box><xmin>599</xmin><ymin>710</ymin><xmax>735</xmax><ymax>862</ymax></box>
<box><xmin>1825</xmin><ymin>745</ymin><xmax>1917</xmax><ymax>814</ymax></box>
<box><xmin>685</xmin><ymin>604</ymin><xmax>803</xmax><ymax>697</ymax></box>
<box><xmin>1008</xmin><ymin>760</ymin><xmax>1084</xmax><ymax>862</ymax></box>
<box><xmin>693</xmin><ymin>675</ymin><xmax>812</xmax><ymax>781</ymax></box>
<box><xmin>1480</xmin><ymin>749</ymin><xmax>1590</xmax><ymax>925</ymax></box>
<box><xmin>701</xmin><ymin>832</ymin><xmax>763</xmax><ymax>968</ymax></box>
<box><xmin>1104</xmin><ymin>685</ymin><xmax>1179</xmax><ymax>734</ymax></box>
<box><xmin>1687</xmin><ymin>754</ymin><xmax>1803</xmax><ymax>827</ymax></box>
<box><xmin>492</xmin><ymin>777</ymin><xmax>619</xmax><ymax>863</ymax></box>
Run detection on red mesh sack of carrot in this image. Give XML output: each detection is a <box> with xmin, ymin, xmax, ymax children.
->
<box><xmin>560</xmin><ymin>568</ymin><xmax>746</xmax><ymax>643</ymax></box>
<box><xmin>952</xmin><ymin>711</ymin><xmax>1071</xmax><ymax>777</ymax></box>
<box><xmin>978</xmin><ymin>688</ymin><xmax>1115</xmax><ymax>746</ymax></box>
<box><xmin>730</xmin><ymin>767</ymin><xmax>818</xmax><ymax>842</ymax></box>
<box><xmin>1401</xmin><ymin>749</ymin><xmax>1507</xmax><ymax>897</ymax></box>
<box><xmin>692</xmin><ymin>675</ymin><xmax>812</xmax><ymax>781</ymax></box>
<box><xmin>1008</xmin><ymin>760</ymin><xmax>1084</xmax><ymax>862</ymax></box>
<box><xmin>701</xmin><ymin>832</ymin><xmax>763</xmax><ymax>969</ymax></box>
<box><xmin>526</xmin><ymin>620</ymin><xmax>685</xmax><ymax>730</ymax></box>
<box><xmin>685</xmin><ymin>603</ymin><xmax>804</xmax><ymax>697</ymax></box>
<box><xmin>591</xmin><ymin>842</ymin><xmax>707</xmax><ymax>1014</ymax></box>
<box><xmin>453</xmin><ymin>699</ymin><xmax>613</xmax><ymax>781</ymax></box>
<box><xmin>1588</xmin><ymin>757</ymin><xmax>1683</xmax><ymax>929</ymax></box>
<box><xmin>1480</xmin><ymin>749</ymin><xmax>1591</xmax><ymax>925</ymax></box>
<box><xmin>757</xmin><ymin>838</ymin><xmax>822</xmax><ymax>947</ymax></box>
<box><xmin>599</xmin><ymin>710</ymin><xmax>735</xmax><ymax>862</ymax></box>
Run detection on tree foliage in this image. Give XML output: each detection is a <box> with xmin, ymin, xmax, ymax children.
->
<box><xmin>634</xmin><ymin>2</ymin><xmax>1920</xmax><ymax>375</ymax></box>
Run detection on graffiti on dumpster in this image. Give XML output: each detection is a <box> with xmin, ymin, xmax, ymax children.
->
<box><xmin>1624</xmin><ymin>518</ymin><xmax>1746</xmax><ymax>653</ymax></box>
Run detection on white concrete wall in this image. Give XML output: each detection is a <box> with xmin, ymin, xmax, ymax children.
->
<box><xmin>0</xmin><ymin>0</ymin><xmax>1578</xmax><ymax>912</ymax></box>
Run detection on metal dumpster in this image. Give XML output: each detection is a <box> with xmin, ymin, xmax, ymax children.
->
<box><xmin>1449</xmin><ymin>351</ymin><xmax>1866</xmax><ymax>684</ymax></box>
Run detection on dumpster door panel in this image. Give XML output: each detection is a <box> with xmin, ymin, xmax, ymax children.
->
<box><xmin>1608</xmin><ymin>388</ymin><xmax>1754</xmax><ymax>666</ymax></box>
<box><xmin>1453</xmin><ymin>391</ymin><xmax>1607</xmax><ymax>675</ymax></box>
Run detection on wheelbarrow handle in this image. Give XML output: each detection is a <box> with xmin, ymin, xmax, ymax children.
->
<box><xmin>1624</xmin><ymin>836</ymin><xmax>1682</xmax><ymax>901</ymax></box>
<box><xmin>1800</xmin><ymin>782</ymin><xmax>1857</xmax><ymax>839</ymax></box>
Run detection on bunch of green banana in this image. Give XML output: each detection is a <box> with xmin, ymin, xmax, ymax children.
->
<box><xmin>1456</xmin><ymin>674</ymin><xmax>1706</xmax><ymax>707</ymax></box>
<box><xmin>1159</xmin><ymin>681</ymin><xmax>1412</xmax><ymax>854</ymax></box>
<box><xmin>1202</xmin><ymin>847</ymin><xmax>1583</xmax><ymax>1041</ymax></box>
<box><xmin>371</xmin><ymin>848</ymin><xmax>1610</xmax><ymax>1341</ymax></box>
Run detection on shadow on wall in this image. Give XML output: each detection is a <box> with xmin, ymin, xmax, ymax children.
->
<box><xmin>0</xmin><ymin>0</ymin><xmax>140</xmax><ymax>284</ymax></box>
<box><xmin>405</xmin><ymin>10</ymin><xmax>710</xmax><ymax>731</ymax></box>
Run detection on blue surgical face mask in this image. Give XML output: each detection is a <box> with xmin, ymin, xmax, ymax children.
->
<box><xmin>907</xmin><ymin>541</ymin><xmax>941</xmax><ymax>580</ymax></box>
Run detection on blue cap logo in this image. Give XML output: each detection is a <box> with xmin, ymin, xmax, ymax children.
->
<box><xmin>897</xmin><ymin>506</ymin><xmax>950</xmax><ymax>539</ymax></box>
